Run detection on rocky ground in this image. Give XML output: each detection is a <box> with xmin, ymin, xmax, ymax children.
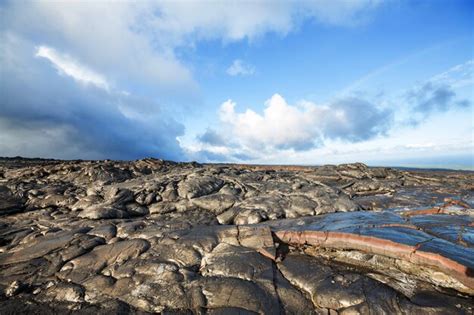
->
<box><xmin>0</xmin><ymin>157</ymin><xmax>473</xmax><ymax>314</ymax></box>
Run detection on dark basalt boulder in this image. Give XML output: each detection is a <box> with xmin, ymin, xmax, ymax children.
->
<box><xmin>178</xmin><ymin>175</ymin><xmax>225</xmax><ymax>199</ymax></box>
<box><xmin>0</xmin><ymin>185</ymin><xmax>25</xmax><ymax>215</ymax></box>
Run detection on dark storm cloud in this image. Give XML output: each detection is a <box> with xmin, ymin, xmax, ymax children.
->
<box><xmin>0</xmin><ymin>34</ymin><xmax>185</xmax><ymax>160</ymax></box>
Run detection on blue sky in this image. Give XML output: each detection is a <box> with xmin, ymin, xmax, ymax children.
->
<box><xmin>0</xmin><ymin>1</ymin><xmax>473</xmax><ymax>169</ymax></box>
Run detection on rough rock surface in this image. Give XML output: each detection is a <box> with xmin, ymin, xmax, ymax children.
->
<box><xmin>0</xmin><ymin>157</ymin><xmax>473</xmax><ymax>314</ymax></box>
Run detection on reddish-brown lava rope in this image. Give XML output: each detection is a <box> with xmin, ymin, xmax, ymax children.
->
<box><xmin>274</xmin><ymin>230</ymin><xmax>474</xmax><ymax>292</ymax></box>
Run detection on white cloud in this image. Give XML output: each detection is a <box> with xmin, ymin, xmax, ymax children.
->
<box><xmin>35</xmin><ymin>45</ymin><xmax>109</xmax><ymax>90</ymax></box>
<box><xmin>4</xmin><ymin>1</ymin><xmax>197</xmax><ymax>99</ymax></box>
<box><xmin>183</xmin><ymin>59</ymin><xmax>473</xmax><ymax>166</ymax></box>
<box><xmin>213</xmin><ymin>93</ymin><xmax>392</xmax><ymax>154</ymax></box>
<box><xmin>3</xmin><ymin>1</ymin><xmax>382</xmax><ymax>90</ymax></box>
<box><xmin>219</xmin><ymin>94</ymin><xmax>319</xmax><ymax>150</ymax></box>
<box><xmin>1</xmin><ymin>0</ymin><xmax>385</xmax><ymax>109</ymax></box>
<box><xmin>136</xmin><ymin>1</ymin><xmax>382</xmax><ymax>45</ymax></box>
<box><xmin>189</xmin><ymin>61</ymin><xmax>472</xmax><ymax>165</ymax></box>
<box><xmin>226</xmin><ymin>59</ymin><xmax>255</xmax><ymax>76</ymax></box>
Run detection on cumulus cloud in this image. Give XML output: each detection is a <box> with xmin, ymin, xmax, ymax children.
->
<box><xmin>219</xmin><ymin>95</ymin><xmax>320</xmax><ymax>151</ymax></box>
<box><xmin>206</xmin><ymin>93</ymin><xmax>392</xmax><ymax>156</ymax></box>
<box><xmin>227</xmin><ymin>59</ymin><xmax>255</xmax><ymax>76</ymax></box>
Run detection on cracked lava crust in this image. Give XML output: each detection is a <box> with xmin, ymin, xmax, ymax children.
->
<box><xmin>0</xmin><ymin>157</ymin><xmax>473</xmax><ymax>314</ymax></box>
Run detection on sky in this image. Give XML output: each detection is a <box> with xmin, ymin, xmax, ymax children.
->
<box><xmin>0</xmin><ymin>0</ymin><xmax>473</xmax><ymax>169</ymax></box>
